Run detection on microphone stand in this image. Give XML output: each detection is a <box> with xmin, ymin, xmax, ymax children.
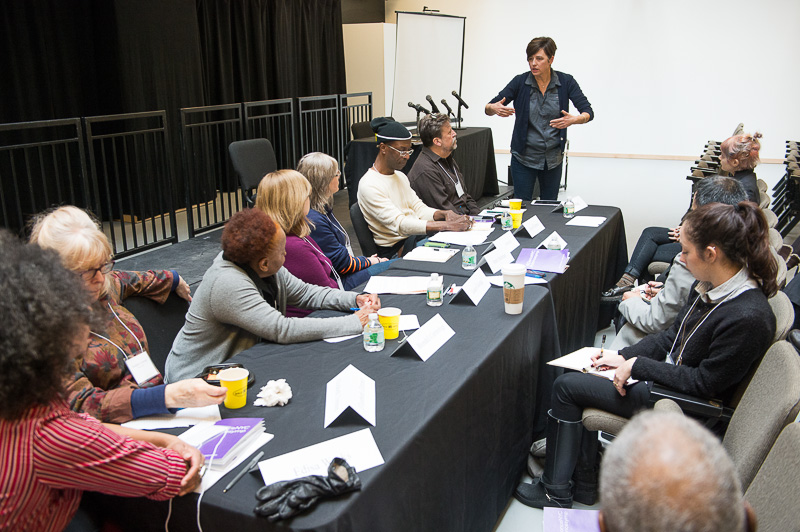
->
<box><xmin>454</xmin><ymin>102</ymin><xmax>466</xmax><ymax>130</ymax></box>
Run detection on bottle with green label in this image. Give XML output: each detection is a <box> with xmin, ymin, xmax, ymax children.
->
<box><xmin>461</xmin><ymin>244</ymin><xmax>477</xmax><ymax>270</ymax></box>
<box><xmin>563</xmin><ymin>198</ymin><xmax>575</xmax><ymax>218</ymax></box>
<box><xmin>363</xmin><ymin>313</ymin><xmax>385</xmax><ymax>352</ymax></box>
<box><xmin>427</xmin><ymin>273</ymin><xmax>443</xmax><ymax>306</ymax></box>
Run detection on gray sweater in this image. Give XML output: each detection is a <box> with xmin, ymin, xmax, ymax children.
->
<box><xmin>165</xmin><ymin>253</ymin><xmax>362</xmax><ymax>382</ymax></box>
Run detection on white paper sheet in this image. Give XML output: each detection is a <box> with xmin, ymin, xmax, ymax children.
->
<box><xmin>518</xmin><ymin>215</ymin><xmax>545</xmax><ymax>238</ymax></box>
<box><xmin>566</xmin><ymin>216</ymin><xmax>606</xmax><ymax>227</ymax></box>
<box><xmin>479</xmin><ymin>207</ymin><xmax>527</xmax><ymax>216</ymax></box>
<box><xmin>402</xmin><ymin>246</ymin><xmax>459</xmax><ymax>263</ymax></box>
<box><xmin>258</xmin><ymin>428</ymin><xmax>384</xmax><ymax>485</ymax></box>
<box><xmin>460</xmin><ymin>268</ymin><xmax>491</xmax><ymax>305</ymax></box>
<box><xmin>484</xmin><ymin>249</ymin><xmax>514</xmax><ymax>273</ymax></box>
<box><xmin>324</xmin><ymin>334</ymin><xmax>361</xmax><ymax>343</ymax></box>
<box><xmin>190</xmin><ymin>432</ymin><xmax>274</xmax><ymax>493</ymax></box>
<box><xmin>324</xmin><ymin>365</ymin><xmax>376</xmax><ymax>428</ymax></box>
<box><xmin>470</xmin><ymin>221</ymin><xmax>495</xmax><ymax>232</ymax></box>
<box><xmin>547</xmin><ymin>347</ymin><xmax>637</xmax><ymax>385</ymax></box>
<box><xmin>487</xmin><ymin>275</ymin><xmax>547</xmax><ymax>286</ymax></box>
<box><xmin>120</xmin><ymin>404</ymin><xmax>222</xmax><ymax>430</ymax></box>
<box><xmin>406</xmin><ymin>313</ymin><xmax>455</xmax><ymax>361</ymax></box>
<box><xmin>536</xmin><ymin>231</ymin><xmax>568</xmax><ymax>250</ymax></box>
<box><xmin>363</xmin><ymin>276</ymin><xmax>430</xmax><ymax>294</ymax></box>
<box><xmin>399</xmin><ymin>314</ymin><xmax>420</xmax><ymax>330</ymax></box>
<box><xmin>429</xmin><ymin>231</ymin><xmax>491</xmax><ymax>246</ymax></box>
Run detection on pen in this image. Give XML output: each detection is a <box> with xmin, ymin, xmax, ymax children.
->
<box><xmin>349</xmin><ymin>308</ymin><xmax>362</xmax><ymax>311</ymax></box>
<box><xmin>223</xmin><ymin>450</ymin><xmax>265</xmax><ymax>493</ymax></box>
<box><xmin>600</xmin><ymin>334</ymin><xmax>606</xmax><ymax>356</ymax></box>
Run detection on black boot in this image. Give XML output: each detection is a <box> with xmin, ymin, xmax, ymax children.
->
<box><xmin>572</xmin><ymin>428</ymin><xmax>600</xmax><ymax>505</ymax></box>
<box><xmin>514</xmin><ymin>410</ymin><xmax>582</xmax><ymax>509</ymax></box>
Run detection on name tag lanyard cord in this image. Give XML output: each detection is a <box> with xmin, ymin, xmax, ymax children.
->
<box><xmin>325</xmin><ymin>209</ymin><xmax>354</xmax><ymax>257</ymax></box>
<box><xmin>666</xmin><ymin>291</ymin><xmax>733</xmax><ymax>366</ymax></box>
<box><xmin>90</xmin><ymin>302</ymin><xmax>144</xmax><ymax>360</ymax></box>
<box><xmin>436</xmin><ymin>160</ymin><xmax>465</xmax><ymax>197</ymax></box>
<box><xmin>302</xmin><ymin>236</ymin><xmax>345</xmax><ymax>291</ymax></box>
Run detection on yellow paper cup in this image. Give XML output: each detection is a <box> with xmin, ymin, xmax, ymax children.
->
<box><xmin>509</xmin><ymin>199</ymin><xmax>522</xmax><ymax>210</ymax></box>
<box><xmin>378</xmin><ymin>307</ymin><xmax>402</xmax><ymax>340</ymax></box>
<box><xmin>218</xmin><ymin>367</ymin><xmax>249</xmax><ymax>409</ymax></box>
<box><xmin>510</xmin><ymin>209</ymin><xmax>523</xmax><ymax>229</ymax></box>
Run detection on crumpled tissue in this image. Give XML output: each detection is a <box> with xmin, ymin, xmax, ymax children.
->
<box><xmin>254</xmin><ymin>378</ymin><xmax>293</xmax><ymax>407</ymax></box>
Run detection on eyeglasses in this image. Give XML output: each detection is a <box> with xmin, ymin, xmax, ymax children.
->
<box><xmin>386</xmin><ymin>144</ymin><xmax>414</xmax><ymax>157</ymax></box>
<box><xmin>78</xmin><ymin>261</ymin><xmax>115</xmax><ymax>281</ymax></box>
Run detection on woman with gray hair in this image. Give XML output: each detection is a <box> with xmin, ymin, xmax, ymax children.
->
<box><xmin>299</xmin><ymin>152</ymin><xmax>391</xmax><ymax>290</ymax></box>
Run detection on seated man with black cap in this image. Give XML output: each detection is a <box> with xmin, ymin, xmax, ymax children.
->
<box><xmin>408</xmin><ymin>113</ymin><xmax>480</xmax><ymax>215</ymax></box>
<box><xmin>357</xmin><ymin>117</ymin><xmax>473</xmax><ymax>258</ymax></box>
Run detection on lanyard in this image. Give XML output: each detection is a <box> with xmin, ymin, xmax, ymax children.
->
<box><xmin>436</xmin><ymin>160</ymin><xmax>461</xmax><ymax>188</ymax></box>
<box><xmin>90</xmin><ymin>302</ymin><xmax>144</xmax><ymax>360</ymax></box>
<box><xmin>666</xmin><ymin>291</ymin><xmax>733</xmax><ymax>365</ymax></box>
<box><xmin>325</xmin><ymin>209</ymin><xmax>352</xmax><ymax>254</ymax></box>
<box><xmin>302</xmin><ymin>237</ymin><xmax>344</xmax><ymax>290</ymax></box>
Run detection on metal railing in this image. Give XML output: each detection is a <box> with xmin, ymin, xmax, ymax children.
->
<box><xmin>180</xmin><ymin>104</ymin><xmax>244</xmax><ymax>237</ymax></box>
<box><xmin>298</xmin><ymin>94</ymin><xmax>341</xmax><ymax>165</ymax></box>
<box><xmin>84</xmin><ymin>111</ymin><xmax>178</xmax><ymax>257</ymax></box>
<box><xmin>0</xmin><ymin>118</ymin><xmax>90</xmax><ymax>235</ymax></box>
<box><xmin>244</xmin><ymin>98</ymin><xmax>296</xmax><ymax>170</ymax></box>
<box><xmin>340</xmin><ymin>92</ymin><xmax>373</xmax><ymax>144</ymax></box>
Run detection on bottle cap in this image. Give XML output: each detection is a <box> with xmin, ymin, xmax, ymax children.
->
<box><xmin>369</xmin><ymin>313</ymin><xmax>378</xmax><ymax>320</ymax></box>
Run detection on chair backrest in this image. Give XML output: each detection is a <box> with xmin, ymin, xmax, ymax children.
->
<box><xmin>722</xmin><ymin>340</ymin><xmax>800</xmax><ymax>491</ymax></box>
<box><xmin>122</xmin><ymin>292</ymin><xmax>190</xmax><ymax>375</ymax></box>
<box><xmin>228</xmin><ymin>139</ymin><xmax>278</xmax><ymax>207</ymax></box>
<box><xmin>351</xmin><ymin>121</ymin><xmax>374</xmax><ymax>140</ymax></box>
<box><xmin>744</xmin><ymin>423</ymin><xmax>800</xmax><ymax>532</ymax></box>
<box><xmin>349</xmin><ymin>202</ymin><xmax>378</xmax><ymax>257</ymax></box>
<box><xmin>769</xmin><ymin>291</ymin><xmax>794</xmax><ymax>343</ymax></box>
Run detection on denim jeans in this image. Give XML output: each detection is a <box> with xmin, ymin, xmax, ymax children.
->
<box><xmin>510</xmin><ymin>156</ymin><xmax>562</xmax><ymax>201</ymax></box>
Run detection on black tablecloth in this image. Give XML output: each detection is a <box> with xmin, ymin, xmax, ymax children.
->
<box><xmin>389</xmin><ymin>205</ymin><xmax>628</xmax><ymax>354</ymax></box>
<box><xmin>99</xmin><ymin>273</ymin><xmax>559</xmax><ymax>532</ymax></box>
<box><xmin>343</xmin><ymin>127</ymin><xmax>499</xmax><ymax>207</ymax></box>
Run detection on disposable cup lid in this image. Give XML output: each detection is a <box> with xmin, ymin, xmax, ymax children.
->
<box><xmin>502</xmin><ymin>264</ymin><xmax>526</xmax><ymax>276</ymax></box>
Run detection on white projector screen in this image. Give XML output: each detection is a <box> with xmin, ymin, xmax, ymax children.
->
<box><xmin>391</xmin><ymin>11</ymin><xmax>465</xmax><ymax>125</ymax></box>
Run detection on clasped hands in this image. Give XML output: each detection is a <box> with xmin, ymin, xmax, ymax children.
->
<box><xmin>590</xmin><ymin>351</ymin><xmax>637</xmax><ymax>397</ymax></box>
<box><xmin>622</xmin><ymin>281</ymin><xmax>663</xmax><ymax>302</ymax></box>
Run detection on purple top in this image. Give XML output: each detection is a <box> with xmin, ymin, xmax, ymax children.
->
<box><xmin>284</xmin><ymin>234</ymin><xmax>340</xmax><ymax>317</ymax></box>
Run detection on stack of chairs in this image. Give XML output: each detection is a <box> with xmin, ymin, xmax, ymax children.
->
<box><xmin>687</xmin><ymin>139</ymin><xmax>722</xmax><ymax>186</ymax></box>
<box><xmin>772</xmin><ymin>141</ymin><xmax>800</xmax><ymax>238</ymax></box>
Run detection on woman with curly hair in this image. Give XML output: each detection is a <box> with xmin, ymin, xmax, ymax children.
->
<box><xmin>165</xmin><ymin>208</ymin><xmax>380</xmax><ymax>382</ymax></box>
<box><xmin>29</xmin><ymin>206</ymin><xmax>225</xmax><ymax>424</ymax></box>
<box><xmin>720</xmin><ymin>131</ymin><xmax>763</xmax><ymax>204</ymax></box>
<box><xmin>0</xmin><ymin>233</ymin><xmax>202</xmax><ymax>532</ymax></box>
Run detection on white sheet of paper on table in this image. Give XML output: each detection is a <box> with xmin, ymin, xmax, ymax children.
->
<box><xmin>429</xmin><ymin>230</ymin><xmax>491</xmax><ymax>246</ymax></box>
<box><xmin>536</xmin><ymin>231</ymin><xmax>568</xmax><ymax>250</ymax></box>
<box><xmin>406</xmin><ymin>313</ymin><xmax>455</xmax><ymax>362</ymax></box>
<box><xmin>571</xmin><ymin>196</ymin><xmax>589</xmax><ymax>212</ymax></box>
<box><xmin>566</xmin><ymin>216</ymin><xmax>606</xmax><ymax>227</ymax></box>
<box><xmin>324</xmin><ymin>364</ymin><xmax>376</xmax><ymax>428</ymax></box>
<box><xmin>479</xmin><ymin>207</ymin><xmax>527</xmax><ymax>215</ymax></box>
<box><xmin>484</xmin><ymin>249</ymin><xmax>514</xmax><ymax>273</ymax></box>
<box><xmin>487</xmin><ymin>275</ymin><xmax>547</xmax><ymax>286</ymax></box>
<box><xmin>460</xmin><ymin>268</ymin><xmax>491</xmax><ymax>305</ymax></box>
<box><xmin>402</xmin><ymin>246</ymin><xmax>459</xmax><ymax>263</ymax></box>
<box><xmin>363</xmin><ymin>276</ymin><xmax>430</xmax><ymax>294</ymax></box>
<box><xmin>120</xmin><ymin>404</ymin><xmax>222</xmax><ymax>430</ymax></box>
<box><xmin>492</xmin><ymin>231</ymin><xmax>521</xmax><ymax>254</ymax></box>
<box><xmin>470</xmin><ymin>222</ymin><xmax>495</xmax><ymax>232</ymax></box>
<box><xmin>258</xmin><ymin>428</ymin><xmax>384</xmax><ymax>486</ymax></box>
<box><xmin>519</xmin><ymin>215</ymin><xmax>545</xmax><ymax>238</ymax></box>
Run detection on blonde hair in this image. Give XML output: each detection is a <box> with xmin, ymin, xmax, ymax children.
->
<box><xmin>297</xmin><ymin>152</ymin><xmax>339</xmax><ymax>212</ymax></box>
<box><xmin>721</xmin><ymin>132</ymin><xmax>762</xmax><ymax>171</ymax></box>
<box><xmin>255</xmin><ymin>170</ymin><xmax>313</xmax><ymax>238</ymax></box>
<box><xmin>29</xmin><ymin>206</ymin><xmax>113</xmax><ymax>295</ymax></box>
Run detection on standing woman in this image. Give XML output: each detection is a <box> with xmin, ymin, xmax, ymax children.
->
<box><xmin>297</xmin><ymin>152</ymin><xmax>391</xmax><ymax>290</ymax></box>
<box><xmin>720</xmin><ymin>132</ymin><xmax>762</xmax><ymax>204</ymax></box>
<box><xmin>485</xmin><ymin>37</ymin><xmax>594</xmax><ymax>201</ymax></box>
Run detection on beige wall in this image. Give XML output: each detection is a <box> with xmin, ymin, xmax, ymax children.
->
<box><xmin>342</xmin><ymin>23</ymin><xmax>396</xmax><ymax>116</ymax></box>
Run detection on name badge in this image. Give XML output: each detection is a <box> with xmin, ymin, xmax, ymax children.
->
<box><xmin>455</xmin><ymin>180</ymin><xmax>465</xmax><ymax>197</ymax></box>
<box><xmin>125</xmin><ymin>351</ymin><xmax>161</xmax><ymax>385</ymax></box>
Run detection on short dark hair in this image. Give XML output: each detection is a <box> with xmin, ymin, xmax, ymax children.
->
<box><xmin>418</xmin><ymin>113</ymin><xmax>450</xmax><ymax>148</ymax></box>
<box><xmin>695</xmin><ymin>176</ymin><xmax>747</xmax><ymax>207</ymax></box>
<box><xmin>222</xmin><ymin>208</ymin><xmax>279</xmax><ymax>264</ymax></box>
<box><xmin>0</xmin><ymin>231</ymin><xmax>96</xmax><ymax>420</ymax></box>
<box><xmin>526</xmin><ymin>36</ymin><xmax>557</xmax><ymax>59</ymax></box>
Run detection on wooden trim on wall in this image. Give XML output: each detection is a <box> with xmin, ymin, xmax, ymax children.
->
<box><xmin>492</xmin><ymin>148</ymin><xmax>783</xmax><ymax>164</ymax></box>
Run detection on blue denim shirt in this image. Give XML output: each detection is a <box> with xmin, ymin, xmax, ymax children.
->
<box><xmin>513</xmin><ymin>70</ymin><xmax>563</xmax><ymax>170</ymax></box>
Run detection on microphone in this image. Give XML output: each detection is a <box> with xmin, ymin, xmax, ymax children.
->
<box><xmin>407</xmin><ymin>101</ymin><xmax>430</xmax><ymax>114</ymax></box>
<box><xmin>451</xmin><ymin>90</ymin><xmax>470</xmax><ymax>109</ymax></box>
<box><xmin>440</xmin><ymin>99</ymin><xmax>455</xmax><ymax>117</ymax></box>
<box><xmin>425</xmin><ymin>95</ymin><xmax>440</xmax><ymax>114</ymax></box>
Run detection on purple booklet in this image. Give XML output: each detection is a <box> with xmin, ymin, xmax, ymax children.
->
<box><xmin>198</xmin><ymin>418</ymin><xmax>264</xmax><ymax>464</ymax></box>
<box><xmin>543</xmin><ymin>508</ymin><xmax>600</xmax><ymax>531</ymax></box>
<box><xmin>516</xmin><ymin>248</ymin><xmax>570</xmax><ymax>273</ymax></box>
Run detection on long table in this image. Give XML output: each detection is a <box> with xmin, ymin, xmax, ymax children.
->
<box><xmin>343</xmin><ymin>126</ymin><xmax>499</xmax><ymax>207</ymax></box>
<box><xmin>98</xmin><ymin>274</ymin><xmax>559</xmax><ymax>532</ymax></box>
<box><xmin>391</xmin><ymin>204</ymin><xmax>628</xmax><ymax>356</ymax></box>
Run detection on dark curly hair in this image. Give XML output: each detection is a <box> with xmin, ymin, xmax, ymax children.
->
<box><xmin>683</xmin><ymin>202</ymin><xmax>778</xmax><ymax>297</ymax></box>
<box><xmin>0</xmin><ymin>231</ymin><xmax>96</xmax><ymax>420</ymax></box>
<box><xmin>221</xmin><ymin>208</ymin><xmax>279</xmax><ymax>264</ymax></box>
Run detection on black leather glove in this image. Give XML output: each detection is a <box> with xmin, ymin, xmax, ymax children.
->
<box><xmin>253</xmin><ymin>457</ymin><xmax>361</xmax><ymax>521</ymax></box>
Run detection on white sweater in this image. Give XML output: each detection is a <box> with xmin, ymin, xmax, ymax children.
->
<box><xmin>357</xmin><ymin>168</ymin><xmax>437</xmax><ymax>247</ymax></box>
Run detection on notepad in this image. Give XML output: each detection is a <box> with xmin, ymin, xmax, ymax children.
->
<box><xmin>516</xmin><ymin>248</ymin><xmax>570</xmax><ymax>274</ymax></box>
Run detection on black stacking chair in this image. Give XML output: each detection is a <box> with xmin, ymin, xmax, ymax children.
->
<box><xmin>228</xmin><ymin>139</ymin><xmax>278</xmax><ymax>208</ymax></box>
<box><xmin>349</xmin><ymin>203</ymin><xmax>378</xmax><ymax>257</ymax></box>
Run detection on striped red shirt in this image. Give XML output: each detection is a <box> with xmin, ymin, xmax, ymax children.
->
<box><xmin>0</xmin><ymin>399</ymin><xmax>185</xmax><ymax>532</ymax></box>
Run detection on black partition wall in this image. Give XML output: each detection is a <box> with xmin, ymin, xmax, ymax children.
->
<box><xmin>0</xmin><ymin>0</ymin><xmax>346</xmax><ymax>219</ymax></box>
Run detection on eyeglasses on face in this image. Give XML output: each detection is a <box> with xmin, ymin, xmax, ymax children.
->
<box><xmin>78</xmin><ymin>260</ymin><xmax>115</xmax><ymax>281</ymax></box>
<box><xmin>386</xmin><ymin>144</ymin><xmax>414</xmax><ymax>157</ymax></box>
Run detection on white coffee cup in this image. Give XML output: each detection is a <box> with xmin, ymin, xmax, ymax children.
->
<box><xmin>502</xmin><ymin>263</ymin><xmax>526</xmax><ymax>314</ymax></box>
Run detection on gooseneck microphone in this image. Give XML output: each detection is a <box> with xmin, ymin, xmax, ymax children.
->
<box><xmin>440</xmin><ymin>99</ymin><xmax>454</xmax><ymax>117</ymax></box>
<box><xmin>425</xmin><ymin>95</ymin><xmax>440</xmax><ymax>114</ymax></box>
<box><xmin>451</xmin><ymin>91</ymin><xmax>470</xmax><ymax>109</ymax></box>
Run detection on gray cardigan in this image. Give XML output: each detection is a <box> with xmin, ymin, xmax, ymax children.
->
<box><xmin>165</xmin><ymin>253</ymin><xmax>362</xmax><ymax>382</ymax></box>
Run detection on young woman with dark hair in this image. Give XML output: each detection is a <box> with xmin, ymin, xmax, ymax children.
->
<box><xmin>516</xmin><ymin>201</ymin><xmax>777</xmax><ymax>510</ymax></box>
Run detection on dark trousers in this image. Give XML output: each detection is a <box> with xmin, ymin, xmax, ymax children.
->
<box><xmin>625</xmin><ymin>226</ymin><xmax>681</xmax><ymax>279</ymax></box>
<box><xmin>510</xmin><ymin>157</ymin><xmax>562</xmax><ymax>201</ymax></box>
<box><xmin>551</xmin><ymin>371</ymin><xmax>652</xmax><ymax>422</ymax></box>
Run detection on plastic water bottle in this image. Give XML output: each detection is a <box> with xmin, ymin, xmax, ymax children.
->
<box><xmin>427</xmin><ymin>273</ymin><xmax>443</xmax><ymax>306</ymax></box>
<box><xmin>563</xmin><ymin>198</ymin><xmax>575</xmax><ymax>219</ymax></box>
<box><xmin>461</xmin><ymin>244</ymin><xmax>477</xmax><ymax>270</ymax></box>
<box><xmin>363</xmin><ymin>313</ymin><xmax>385</xmax><ymax>352</ymax></box>
<box><xmin>500</xmin><ymin>211</ymin><xmax>513</xmax><ymax>231</ymax></box>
